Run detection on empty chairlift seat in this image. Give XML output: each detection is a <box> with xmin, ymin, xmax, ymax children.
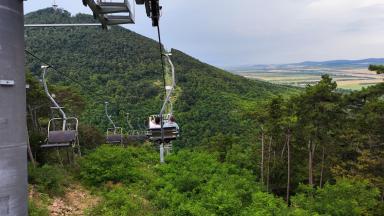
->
<box><xmin>41</xmin><ymin>130</ymin><xmax>77</xmax><ymax>148</ymax></box>
<box><xmin>106</xmin><ymin>127</ymin><xmax>123</xmax><ymax>144</ymax></box>
<box><xmin>106</xmin><ymin>134</ymin><xmax>123</xmax><ymax>144</ymax></box>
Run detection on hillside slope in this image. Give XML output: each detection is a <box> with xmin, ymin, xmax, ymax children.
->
<box><xmin>25</xmin><ymin>8</ymin><xmax>294</xmax><ymax>148</ymax></box>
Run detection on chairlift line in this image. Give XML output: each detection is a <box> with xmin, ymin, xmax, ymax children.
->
<box><xmin>1</xmin><ymin>1</ymin><xmax>166</xmax><ymax>212</ymax></box>
<box><xmin>26</xmin><ymin>1</ymin><xmax>173</xmax><ymax>164</ymax></box>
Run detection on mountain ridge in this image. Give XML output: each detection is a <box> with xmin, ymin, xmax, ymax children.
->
<box><xmin>228</xmin><ymin>58</ymin><xmax>384</xmax><ymax>71</ymax></box>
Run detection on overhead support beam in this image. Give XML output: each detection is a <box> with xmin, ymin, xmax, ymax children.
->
<box><xmin>25</xmin><ymin>23</ymin><xmax>102</xmax><ymax>27</ymax></box>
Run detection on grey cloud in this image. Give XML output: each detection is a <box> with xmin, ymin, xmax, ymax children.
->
<box><xmin>24</xmin><ymin>0</ymin><xmax>384</xmax><ymax>66</ymax></box>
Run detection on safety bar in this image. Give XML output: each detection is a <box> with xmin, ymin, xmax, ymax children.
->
<box><xmin>105</xmin><ymin>102</ymin><xmax>117</xmax><ymax>131</ymax></box>
<box><xmin>47</xmin><ymin>117</ymin><xmax>79</xmax><ymax>138</ymax></box>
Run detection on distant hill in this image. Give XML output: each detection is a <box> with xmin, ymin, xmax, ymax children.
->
<box><xmin>297</xmin><ymin>58</ymin><xmax>384</xmax><ymax>68</ymax></box>
<box><xmin>228</xmin><ymin>58</ymin><xmax>384</xmax><ymax>71</ymax></box>
<box><xmin>24</xmin><ymin>8</ymin><xmax>294</xmax><ymax>148</ymax></box>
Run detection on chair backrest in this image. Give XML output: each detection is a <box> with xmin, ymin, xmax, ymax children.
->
<box><xmin>48</xmin><ymin>130</ymin><xmax>77</xmax><ymax>144</ymax></box>
<box><xmin>126</xmin><ymin>134</ymin><xmax>147</xmax><ymax>142</ymax></box>
<box><xmin>147</xmin><ymin>127</ymin><xmax>179</xmax><ymax>141</ymax></box>
<box><xmin>106</xmin><ymin>134</ymin><xmax>123</xmax><ymax>144</ymax></box>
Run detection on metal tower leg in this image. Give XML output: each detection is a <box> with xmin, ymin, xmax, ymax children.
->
<box><xmin>0</xmin><ymin>0</ymin><xmax>28</xmax><ymax>215</ymax></box>
<box><xmin>160</xmin><ymin>143</ymin><xmax>164</xmax><ymax>163</ymax></box>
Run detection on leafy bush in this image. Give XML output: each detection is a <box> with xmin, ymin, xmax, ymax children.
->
<box><xmin>78</xmin><ymin>124</ymin><xmax>104</xmax><ymax>150</ymax></box>
<box><xmin>28</xmin><ymin>164</ymin><xmax>69</xmax><ymax>196</ymax></box>
<box><xmin>291</xmin><ymin>179</ymin><xmax>380</xmax><ymax>216</ymax></box>
<box><xmin>28</xmin><ymin>200</ymin><xmax>49</xmax><ymax>216</ymax></box>
<box><xmin>241</xmin><ymin>192</ymin><xmax>289</xmax><ymax>216</ymax></box>
<box><xmin>87</xmin><ymin>186</ymin><xmax>156</xmax><ymax>216</ymax></box>
<box><xmin>79</xmin><ymin>145</ymin><xmax>157</xmax><ymax>186</ymax></box>
<box><xmin>150</xmin><ymin>150</ymin><xmax>287</xmax><ymax>215</ymax></box>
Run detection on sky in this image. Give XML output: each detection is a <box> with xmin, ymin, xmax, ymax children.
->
<box><xmin>24</xmin><ymin>0</ymin><xmax>384</xmax><ymax>67</ymax></box>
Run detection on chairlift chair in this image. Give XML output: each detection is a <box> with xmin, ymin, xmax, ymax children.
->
<box><xmin>147</xmin><ymin>52</ymin><xmax>179</xmax><ymax>143</ymax></box>
<box><xmin>106</xmin><ymin>127</ymin><xmax>123</xmax><ymax>144</ymax></box>
<box><xmin>104</xmin><ymin>102</ymin><xmax>124</xmax><ymax>144</ymax></box>
<box><xmin>147</xmin><ymin>113</ymin><xmax>179</xmax><ymax>143</ymax></box>
<box><xmin>125</xmin><ymin>113</ymin><xmax>147</xmax><ymax>142</ymax></box>
<box><xmin>82</xmin><ymin>0</ymin><xmax>135</xmax><ymax>28</ymax></box>
<box><xmin>40</xmin><ymin>66</ymin><xmax>81</xmax><ymax>155</ymax></box>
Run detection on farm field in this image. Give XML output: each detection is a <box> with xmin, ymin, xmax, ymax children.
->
<box><xmin>231</xmin><ymin>65</ymin><xmax>384</xmax><ymax>90</ymax></box>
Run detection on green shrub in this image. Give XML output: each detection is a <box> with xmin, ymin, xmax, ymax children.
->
<box><xmin>291</xmin><ymin>179</ymin><xmax>380</xmax><ymax>216</ymax></box>
<box><xmin>28</xmin><ymin>164</ymin><xmax>69</xmax><ymax>196</ymax></box>
<box><xmin>87</xmin><ymin>186</ymin><xmax>156</xmax><ymax>216</ymax></box>
<box><xmin>241</xmin><ymin>192</ymin><xmax>289</xmax><ymax>216</ymax></box>
<box><xmin>28</xmin><ymin>200</ymin><xmax>49</xmax><ymax>216</ymax></box>
<box><xmin>79</xmin><ymin>145</ymin><xmax>157</xmax><ymax>186</ymax></box>
<box><xmin>150</xmin><ymin>150</ymin><xmax>286</xmax><ymax>215</ymax></box>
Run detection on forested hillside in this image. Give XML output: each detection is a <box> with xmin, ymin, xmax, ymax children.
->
<box><xmin>25</xmin><ymin>8</ymin><xmax>293</xmax><ymax>149</ymax></box>
<box><xmin>26</xmin><ymin>8</ymin><xmax>384</xmax><ymax>216</ymax></box>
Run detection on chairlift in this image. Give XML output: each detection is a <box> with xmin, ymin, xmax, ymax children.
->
<box><xmin>40</xmin><ymin>66</ymin><xmax>81</xmax><ymax>155</ymax></box>
<box><xmin>104</xmin><ymin>102</ymin><xmax>123</xmax><ymax>144</ymax></box>
<box><xmin>125</xmin><ymin>113</ymin><xmax>147</xmax><ymax>142</ymax></box>
<box><xmin>147</xmin><ymin>52</ymin><xmax>179</xmax><ymax>143</ymax></box>
<box><xmin>82</xmin><ymin>0</ymin><xmax>135</xmax><ymax>29</ymax></box>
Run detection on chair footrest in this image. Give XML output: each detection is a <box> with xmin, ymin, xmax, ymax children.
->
<box><xmin>99</xmin><ymin>2</ymin><xmax>126</xmax><ymax>6</ymax></box>
<box><xmin>104</xmin><ymin>15</ymin><xmax>134</xmax><ymax>25</ymax></box>
<box><xmin>41</xmin><ymin>143</ymin><xmax>71</xmax><ymax>148</ymax></box>
<box><xmin>99</xmin><ymin>4</ymin><xmax>131</xmax><ymax>14</ymax></box>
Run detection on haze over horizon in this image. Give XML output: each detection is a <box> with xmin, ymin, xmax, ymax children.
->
<box><xmin>24</xmin><ymin>0</ymin><xmax>384</xmax><ymax>67</ymax></box>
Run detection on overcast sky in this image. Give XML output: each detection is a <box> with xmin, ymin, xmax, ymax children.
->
<box><xmin>24</xmin><ymin>0</ymin><xmax>384</xmax><ymax>67</ymax></box>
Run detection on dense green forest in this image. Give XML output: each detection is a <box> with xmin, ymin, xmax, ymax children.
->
<box><xmin>25</xmin><ymin>8</ymin><xmax>293</xmax><ymax>148</ymax></box>
<box><xmin>26</xmin><ymin>8</ymin><xmax>384</xmax><ymax>215</ymax></box>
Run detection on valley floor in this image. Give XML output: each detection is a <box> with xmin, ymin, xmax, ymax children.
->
<box><xmin>235</xmin><ymin>67</ymin><xmax>384</xmax><ymax>90</ymax></box>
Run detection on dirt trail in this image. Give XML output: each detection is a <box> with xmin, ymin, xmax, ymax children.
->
<box><xmin>48</xmin><ymin>184</ymin><xmax>99</xmax><ymax>216</ymax></box>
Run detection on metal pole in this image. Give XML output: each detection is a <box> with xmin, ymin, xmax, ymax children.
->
<box><xmin>42</xmin><ymin>66</ymin><xmax>67</xmax><ymax>130</ymax></box>
<box><xmin>159</xmin><ymin>53</ymin><xmax>175</xmax><ymax>116</ymax></box>
<box><xmin>160</xmin><ymin>143</ymin><xmax>164</xmax><ymax>163</ymax></box>
<box><xmin>104</xmin><ymin>102</ymin><xmax>116</xmax><ymax>132</ymax></box>
<box><xmin>0</xmin><ymin>0</ymin><xmax>28</xmax><ymax>215</ymax></box>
